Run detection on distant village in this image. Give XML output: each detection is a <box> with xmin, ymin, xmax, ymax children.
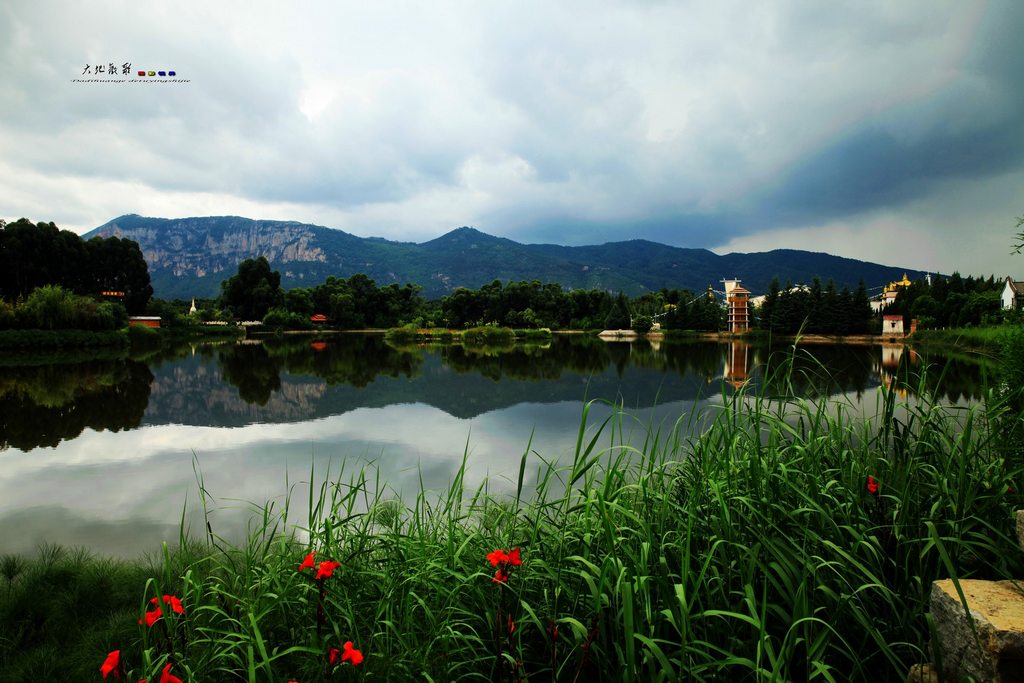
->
<box><xmin>714</xmin><ymin>272</ymin><xmax>1016</xmax><ymax>336</ymax></box>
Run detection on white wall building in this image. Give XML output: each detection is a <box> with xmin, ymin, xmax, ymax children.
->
<box><xmin>1001</xmin><ymin>276</ymin><xmax>1024</xmax><ymax>310</ymax></box>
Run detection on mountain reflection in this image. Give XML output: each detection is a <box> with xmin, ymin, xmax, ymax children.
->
<box><xmin>0</xmin><ymin>335</ymin><xmax>995</xmax><ymax>450</ymax></box>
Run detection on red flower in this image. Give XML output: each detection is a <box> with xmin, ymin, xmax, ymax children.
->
<box><xmin>547</xmin><ymin>620</ymin><xmax>559</xmax><ymax>641</ymax></box>
<box><xmin>298</xmin><ymin>552</ymin><xmax>316</xmax><ymax>572</ymax></box>
<box><xmin>139</xmin><ymin>608</ymin><xmax>161</xmax><ymax>627</ymax></box>
<box><xmin>159</xmin><ymin>664</ymin><xmax>183</xmax><ymax>683</ymax></box>
<box><xmin>507</xmin><ymin>615</ymin><xmax>516</xmax><ymax>635</ymax></box>
<box><xmin>139</xmin><ymin>594</ymin><xmax>184</xmax><ymax>627</ymax></box>
<box><xmin>151</xmin><ymin>595</ymin><xmax>185</xmax><ymax>614</ymax></box>
<box><xmin>100</xmin><ymin>650</ymin><xmax>121</xmax><ymax>679</ymax></box>
<box><xmin>487</xmin><ymin>549</ymin><xmax>509</xmax><ymax>567</ymax></box>
<box><xmin>867</xmin><ymin>475</ymin><xmax>879</xmax><ymax>495</ymax></box>
<box><xmin>487</xmin><ymin>547</ymin><xmax>522</xmax><ymax>583</ymax></box>
<box><xmin>328</xmin><ymin>647</ymin><xmax>341</xmax><ymax>665</ymax></box>
<box><xmin>341</xmin><ymin>641</ymin><xmax>364</xmax><ymax>666</ymax></box>
<box><xmin>315</xmin><ymin>560</ymin><xmax>341</xmax><ymax>580</ymax></box>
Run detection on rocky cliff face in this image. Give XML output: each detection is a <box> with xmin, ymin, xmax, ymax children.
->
<box><xmin>96</xmin><ymin>216</ymin><xmax>327</xmax><ymax>280</ymax></box>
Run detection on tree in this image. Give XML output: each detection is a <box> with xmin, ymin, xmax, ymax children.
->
<box><xmin>1012</xmin><ymin>214</ymin><xmax>1024</xmax><ymax>254</ymax></box>
<box><xmin>85</xmin><ymin>236</ymin><xmax>153</xmax><ymax>313</ymax></box>
<box><xmin>219</xmin><ymin>257</ymin><xmax>283</xmax><ymax>320</ymax></box>
<box><xmin>631</xmin><ymin>314</ymin><xmax>653</xmax><ymax>335</ymax></box>
<box><xmin>604</xmin><ymin>293</ymin><xmax>631</xmax><ymax>330</ymax></box>
<box><xmin>759</xmin><ymin>278</ymin><xmax>781</xmax><ymax>333</ymax></box>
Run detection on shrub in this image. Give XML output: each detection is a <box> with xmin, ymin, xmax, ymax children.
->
<box><xmin>631</xmin><ymin>314</ymin><xmax>653</xmax><ymax>334</ymax></box>
<box><xmin>384</xmin><ymin>324</ymin><xmax>419</xmax><ymax>343</ymax></box>
<box><xmin>263</xmin><ymin>307</ymin><xmax>312</xmax><ymax>330</ymax></box>
<box><xmin>462</xmin><ymin>326</ymin><xmax>515</xmax><ymax>345</ymax></box>
<box><xmin>0</xmin><ymin>300</ymin><xmax>15</xmax><ymax>330</ymax></box>
<box><xmin>127</xmin><ymin>323</ymin><xmax>161</xmax><ymax>348</ymax></box>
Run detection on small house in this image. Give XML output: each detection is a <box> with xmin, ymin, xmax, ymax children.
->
<box><xmin>128</xmin><ymin>316</ymin><xmax>161</xmax><ymax>329</ymax></box>
<box><xmin>1001</xmin><ymin>277</ymin><xmax>1024</xmax><ymax>310</ymax></box>
<box><xmin>882</xmin><ymin>315</ymin><xmax>904</xmax><ymax>336</ymax></box>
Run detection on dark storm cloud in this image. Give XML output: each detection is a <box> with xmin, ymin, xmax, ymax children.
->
<box><xmin>743</xmin><ymin>3</ymin><xmax>1024</xmax><ymax>231</ymax></box>
<box><xmin>1</xmin><ymin>1</ymin><xmax>1020</xmax><ymax>274</ymax></box>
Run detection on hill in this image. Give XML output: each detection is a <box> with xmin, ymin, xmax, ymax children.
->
<box><xmin>85</xmin><ymin>214</ymin><xmax>927</xmax><ymax>299</ymax></box>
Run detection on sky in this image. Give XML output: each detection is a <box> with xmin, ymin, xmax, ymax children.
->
<box><xmin>1</xmin><ymin>0</ymin><xmax>1022</xmax><ymax>276</ymax></box>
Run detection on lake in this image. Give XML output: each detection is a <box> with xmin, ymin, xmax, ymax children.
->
<box><xmin>0</xmin><ymin>334</ymin><xmax>988</xmax><ymax>557</ymax></box>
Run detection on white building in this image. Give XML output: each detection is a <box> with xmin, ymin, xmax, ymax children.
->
<box><xmin>1000</xmin><ymin>277</ymin><xmax>1024</xmax><ymax>310</ymax></box>
<box><xmin>882</xmin><ymin>315</ymin><xmax>904</xmax><ymax>336</ymax></box>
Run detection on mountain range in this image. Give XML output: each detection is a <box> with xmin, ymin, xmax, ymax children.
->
<box><xmin>85</xmin><ymin>214</ymin><xmax>927</xmax><ymax>300</ymax></box>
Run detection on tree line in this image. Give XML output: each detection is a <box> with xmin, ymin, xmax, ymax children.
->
<box><xmin>3</xmin><ymin>220</ymin><xmax>1008</xmax><ymax>336</ymax></box>
<box><xmin>0</xmin><ymin>218</ymin><xmax>153</xmax><ymax>313</ymax></box>
<box><xmin>880</xmin><ymin>273</ymin><xmax>1003</xmax><ymax>328</ymax></box>
<box><xmin>758</xmin><ymin>278</ymin><xmax>874</xmax><ymax>335</ymax></box>
<box><xmin>221</xmin><ymin>259</ymin><xmax>816</xmax><ymax>333</ymax></box>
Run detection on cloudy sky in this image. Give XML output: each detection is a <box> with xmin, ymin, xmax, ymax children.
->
<box><xmin>1</xmin><ymin>0</ymin><xmax>1022</xmax><ymax>275</ymax></box>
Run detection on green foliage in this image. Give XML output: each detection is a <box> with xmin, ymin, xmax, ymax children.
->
<box><xmin>1</xmin><ymin>285</ymin><xmax>128</xmax><ymax>332</ymax></box>
<box><xmin>462</xmin><ymin>325</ymin><xmax>516</xmax><ymax>345</ymax></box>
<box><xmin>441</xmin><ymin>279</ymin><xmax>589</xmax><ymax>329</ymax></box>
<box><xmin>758</xmin><ymin>276</ymin><xmax>873</xmax><ymax>334</ymax></box>
<box><xmin>1012</xmin><ymin>213</ymin><xmax>1024</xmax><ymax>254</ymax></box>
<box><xmin>0</xmin><ymin>546</ymin><xmax>155</xmax><ymax>682</ymax></box>
<box><xmin>631</xmin><ymin>314</ymin><xmax>653</xmax><ymax>334</ymax></box>
<box><xmin>262</xmin><ymin>307</ymin><xmax>312</xmax><ymax>330</ymax></box>
<box><xmin>280</xmin><ymin>274</ymin><xmax>424</xmax><ymax>329</ymax></box>
<box><xmin>0</xmin><ymin>300</ymin><xmax>14</xmax><ymax>330</ymax></box>
<box><xmin>515</xmin><ymin>327</ymin><xmax>553</xmax><ymax>341</ymax></box>
<box><xmin>659</xmin><ymin>288</ymin><xmax>723</xmax><ymax>332</ymax></box>
<box><xmin>85</xmin><ymin>235</ymin><xmax>154</xmax><ymax>313</ymax></box>
<box><xmin>4</xmin><ymin>366</ymin><xmax>1020</xmax><ymax>681</ymax></box>
<box><xmin>127</xmin><ymin>323</ymin><xmax>161</xmax><ymax>348</ymax></box>
<box><xmin>219</xmin><ymin>257</ymin><xmax>284</xmax><ymax>321</ymax></box>
<box><xmin>0</xmin><ymin>355</ymin><xmax>150</xmax><ymax>449</ymax></box>
<box><xmin>0</xmin><ymin>219</ymin><xmax>152</xmax><ymax>313</ymax></box>
<box><xmin>883</xmin><ymin>272</ymin><xmax>1003</xmax><ymax>330</ymax></box>
<box><xmin>603</xmin><ymin>292</ymin><xmax>631</xmax><ymax>329</ymax></box>
<box><xmin>145</xmin><ymin>298</ymin><xmax>190</xmax><ymax>329</ymax></box>
<box><xmin>0</xmin><ymin>328</ymin><xmax>129</xmax><ymax>351</ymax></box>
<box><xmin>383</xmin><ymin>323</ymin><xmax>419</xmax><ymax>344</ymax></box>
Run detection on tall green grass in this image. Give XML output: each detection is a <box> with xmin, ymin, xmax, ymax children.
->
<box><xmin>2</xmin><ymin>358</ymin><xmax>1022</xmax><ymax>681</ymax></box>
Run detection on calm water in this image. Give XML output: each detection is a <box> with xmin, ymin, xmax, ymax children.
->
<box><xmin>0</xmin><ymin>334</ymin><xmax>989</xmax><ymax>557</ymax></box>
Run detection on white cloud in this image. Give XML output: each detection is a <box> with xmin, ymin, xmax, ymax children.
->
<box><xmin>0</xmin><ymin>0</ymin><xmax>1019</xmax><ymax>273</ymax></box>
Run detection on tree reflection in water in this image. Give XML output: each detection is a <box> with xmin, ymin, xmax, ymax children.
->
<box><xmin>0</xmin><ymin>336</ymin><xmax>997</xmax><ymax>448</ymax></box>
<box><xmin>0</xmin><ymin>359</ymin><xmax>152</xmax><ymax>450</ymax></box>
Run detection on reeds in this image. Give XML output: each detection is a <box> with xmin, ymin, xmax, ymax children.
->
<box><xmin>2</xmin><ymin>354</ymin><xmax>1022</xmax><ymax>681</ymax></box>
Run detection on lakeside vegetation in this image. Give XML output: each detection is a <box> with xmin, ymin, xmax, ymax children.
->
<box><xmin>0</xmin><ymin>218</ymin><xmax>152</xmax><ymax>313</ymax></box>
<box><xmin>3</xmin><ymin>340</ymin><xmax>1024</xmax><ymax>681</ymax></box>
<box><xmin>2</xmin><ymin>219</ymin><xmax>1017</xmax><ymax>344</ymax></box>
<box><xmin>384</xmin><ymin>324</ymin><xmax>552</xmax><ymax>346</ymax></box>
<box><xmin>5</xmin><ymin>216</ymin><xmax>1024</xmax><ymax>679</ymax></box>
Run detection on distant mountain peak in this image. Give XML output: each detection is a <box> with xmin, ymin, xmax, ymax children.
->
<box><xmin>85</xmin><ymin>214</ymin><xmax>927</xmax><ymax>300</ymax></box>
<box><xmin>421</xmin><ymin>225</ymin><xmax>512</xmax><ymax>249</ymax></box>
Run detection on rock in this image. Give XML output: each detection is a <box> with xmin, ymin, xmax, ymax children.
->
<box><xmin>1016</xmin><ymin>509</ymin><xmax>1024</xmax><ymax>551</ymax></box>
<box><xmin>931</xmin><ymin>579</ymin><xmax>1024</xmax><ymax>682</ymax></box>
<box><xmin>906</xmin><ymin>663</ymin><xmax>939</xmax><ymax>683</ymax></box>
